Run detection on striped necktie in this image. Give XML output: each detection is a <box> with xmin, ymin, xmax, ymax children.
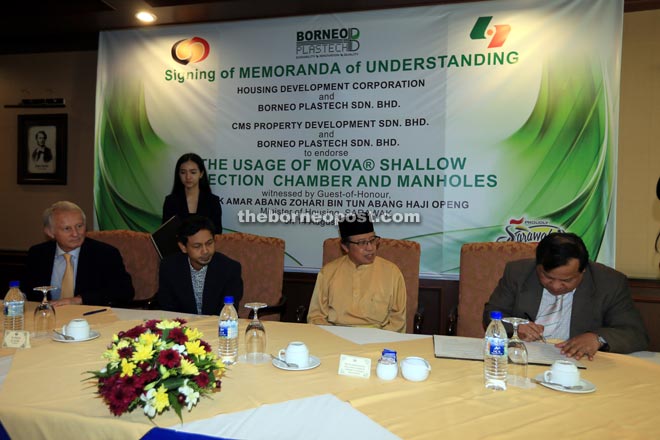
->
<box><xmin>535</xmin><ymin>294</ymin><xmax>563</xmax><ymax>337</ymax></box>
<box><xmin>60</xmin><ymin>253</ymin><xmax>74</xmax><ymax>298</ymax></box>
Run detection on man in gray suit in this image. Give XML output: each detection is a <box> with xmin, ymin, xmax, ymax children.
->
<box><xmin>484</xmin><ymin>232</ymin><xmax>648</xmax><ymax>360</ymax></box>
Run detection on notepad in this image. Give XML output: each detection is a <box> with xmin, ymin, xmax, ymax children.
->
<box><xmin>432</xmin><ymin>335</ymin><xmax>585</xmax><ymax>369</ymax></box>
<box><xmin>150</xmin><ymin>215</ymin><xmax>182</xmax><ymax>260</ymax></box>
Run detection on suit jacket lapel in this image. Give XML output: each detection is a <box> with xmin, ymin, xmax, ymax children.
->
<box><xmin>520</xmin><ymin>266</ymin><xmax>544</xmax><ymax>319</ymax></box>
<box><xmin>179</xmin><ymin>257</ymin><xmax>198</xmax><ymax>313</ymax></box>
<box><xmin>570</xmin><ymin>265</ymin><xmax>595</xmax><ymax>336</ymax></box>
<box><xmin>201</xmin><ymin>255</ymin><xmax>225</xmax><ymax>315</ymax></box>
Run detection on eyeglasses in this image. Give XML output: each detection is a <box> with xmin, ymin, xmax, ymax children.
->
<box><xmin>346</xmin><ymin>236</ymin><xmax>380</xmax><ymax>248</ymax></box>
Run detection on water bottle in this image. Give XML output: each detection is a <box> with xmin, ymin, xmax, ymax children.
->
<box><xmin>3</xmin><ymin>280</ymin><xmax>26</xmax><ymax>332</ymax></box>
<box><xmin>218</xmin><ymin>296</ymin><xmax>239</xmax><ymax>365</ymax></box>
<box><xmin>484</xmin><ymin>310</ymin><xmax>508</xmax><ymax>390</ymax></box>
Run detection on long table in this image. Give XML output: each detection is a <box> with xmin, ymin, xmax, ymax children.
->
<box><xmin>1</xmin><ymin>304</ymin><xmax>659</xmax><ymax>439</ymax></box>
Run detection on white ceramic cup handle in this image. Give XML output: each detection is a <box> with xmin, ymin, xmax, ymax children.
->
<box><xmin>544</xmin><ymin>371</ymin><xmax>553</xmax><ymax>382</ymax></box>
<box><xmin>62</xmin><ymin>325</ymin><xmax>67</xmax><ymax>334</ymax></box>
<box><xmin>423</xmin><ymin>359</ymin><xmax>431</xmax><ymax>371</ymax></box>
<box><xmin>278</xmin><ymin>349</ymin><xmax>286</xmax><ymax>360</ymax></box>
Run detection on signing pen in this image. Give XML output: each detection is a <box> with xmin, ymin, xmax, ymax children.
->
<box><xmin>524</xmin><ymin>312</ymin><xmax>547</xmax><ymax>343</ymax></box>
<box><xmin>83</xmin><ymin>308</ymin><xmax>108</xmax><ymax>316</ymax></box>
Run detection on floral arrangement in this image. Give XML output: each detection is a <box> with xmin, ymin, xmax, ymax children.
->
<box><xmin>87</xmin><ymin>319</ymin><xmax>224</xmax><ymax>420</ymax></box>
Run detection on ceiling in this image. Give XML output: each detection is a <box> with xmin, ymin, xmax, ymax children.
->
<box><xmin>1</xmin><ymin>0</ymin><xmax>659</xmax><ymax>54</ymax></box>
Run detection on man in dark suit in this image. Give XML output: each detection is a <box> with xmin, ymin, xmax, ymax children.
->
<box><xmin>31</xmin><ymin>130</ymin><xmax>53</xmax><ymax>163</ymax></box>
<box><xmin>156</xmin><ymin>215</ymin><xmax>242</xmax><ymax>315</ymax></box>
<box><xmin>23</xmin><ymin>201</ymin><xmax>134</xmax><ymax>307</ymax></box>
<box><xmin>484</xmin><ymin>232</ymin><xmax>648</xmax><ymax>359</ymax></box>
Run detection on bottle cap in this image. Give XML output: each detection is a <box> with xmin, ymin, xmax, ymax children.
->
<box><xmin>223</xmin><ymin>296</ymin><xmax>234</xmax><ymax>304</ymax></box>
<box><xmin>9</xmin><ymin>280</ymin><xmax>19</xmax><ymax>288</ymax></box>
<box><xmin>490</xmin><ymin>311</ymin><xmax>503</xmax><ymax>320</ymax></box>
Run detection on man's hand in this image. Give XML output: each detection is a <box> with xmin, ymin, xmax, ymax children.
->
<box><xmin>555</xmin><ymin>333</ymin><xmax>600</xmax><ymax>361</ymax></box>
<box><xmin>51</xmin><ymin>296</ymin><xmax>83</xmax><ymax>307</ymax></box>
<box><xmin>518</xmin><ymin>322</ymin><xmax>545</xmax><ymax>342</ymax></box>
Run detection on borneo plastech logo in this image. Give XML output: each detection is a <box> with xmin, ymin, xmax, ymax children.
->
<box><xmin>296</xmin><ymin>27</ymin><xmax>360</xmax><ymax>59</ymax></box>
<box><xmin>470</xmin><ymin>16</ymin><xmax>511</xmax><ymax>48</ymax></box>
<box><xmin>171</xmin><ymin>36</ymin><xmax>210</xmax><ymax>65</ymax></box>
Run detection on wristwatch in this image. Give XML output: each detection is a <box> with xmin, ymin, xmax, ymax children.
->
<box><xmin>597</xmin><ymin>335</ymin><xmax>610</xmax><ymax>352</ymax></box>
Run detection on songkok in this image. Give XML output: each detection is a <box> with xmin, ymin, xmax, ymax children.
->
<box><xmin>338</xmin><ymin>214</ymin><xmax>374</xmax><ymax>239</ymax></box>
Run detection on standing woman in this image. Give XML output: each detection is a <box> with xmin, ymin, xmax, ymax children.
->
<box><xmin>162</xmin><ymin>153</ymin><xmax>222</xmax><ymax>234</ymax></box>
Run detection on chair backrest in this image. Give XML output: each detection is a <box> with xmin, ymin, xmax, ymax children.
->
<box><xmin>322</xmin><ymin>237</ymin><xmax>420</xmax><ymax>333</ymax></box>
<box><xmin>457</xmin><ymin>241</ymin><xmax>538</xmax><ymax>338</ymax></box>
<box><xmin>214</xmin><ymin>232</ymin><xmax>285</xmax><ymax>320</ymax></box>
<box><xmin>86</xmin><ymin>230</ymin><xmax>160</xmax><ymax>302</ymax></box>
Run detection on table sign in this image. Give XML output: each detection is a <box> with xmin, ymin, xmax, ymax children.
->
<box><xmin>2</xmin><ymin>330</ymin><xmax>30</xmax><ymax>349</ymax></box>
<box><xmin>338</xmin><ymin>354</ymin><xmax>371</xmax><ymax>378</ymax></box>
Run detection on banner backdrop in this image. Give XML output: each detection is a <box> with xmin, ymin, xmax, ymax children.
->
<box><xmin>94</xmin><ymin>0</ymin><xmax>623</xmax><ymax>277</ymax></box>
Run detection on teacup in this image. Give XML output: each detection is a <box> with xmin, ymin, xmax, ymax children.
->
<box><xmin>278</xmin><ymin>341</ymin><xmax>309</xmax><ymax>368</ymax></box>
<box><xmin>62</xmin><ymin>318</ymin><xmax>90</xmax><ymax>340</ymax></box>
<box><xmin>401</xmin><ymin>356</ymin><xmax>431</xmax><ymax>382</ymax></box>
<box><xmin>544</xmin><ymin>360</ymin><xmax>580</xmax><ymax>387</ymax></box>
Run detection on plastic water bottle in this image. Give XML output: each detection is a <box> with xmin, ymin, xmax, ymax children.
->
<box><xmin>3</xmin><ymin>280</ymin><xmax>25</xmax><ymax>332</ymax></box>
<box><xmin>218</xmin><ymin>296</ymin><xmax>239</xmax><ymax>365</ymax></box>
<box><xmin>484</xmin><ymin>310</ymin><xmax>508</xmax><ymax>390</ymax></box>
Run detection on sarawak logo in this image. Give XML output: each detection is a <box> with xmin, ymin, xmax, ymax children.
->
<box><xmin>470</xmin><ymin>16</ymin><xmax>511</xmax><ymax>48</ymax></box>
<box><xmin>495</xmin><ymin>217</ymin><xmax>564</xmax><ymax>243</ymax></box>
<box><xmin>171</xmin><ymin>37</ymin><xmax>210</xmax><ymax>65</ymax></box>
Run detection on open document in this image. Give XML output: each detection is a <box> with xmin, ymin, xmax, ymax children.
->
<box><xmin>433</xmin><ymin>335</ymin><xmax>585</xmax><ymax>369</ymax></box>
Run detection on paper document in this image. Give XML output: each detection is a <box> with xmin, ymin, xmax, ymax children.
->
<box><xmin>433</xmin><ymin>335</ymin><xmax>585</xmax><ymax>369</ymax></box>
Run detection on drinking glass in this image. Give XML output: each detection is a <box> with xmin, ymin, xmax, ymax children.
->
<box><xmin>33</xmin><ymin>286</ymin><xmax>57</xmax><ymax>339</ymax></box>
<box><xmin>241</xmin><ymin>302</ymin><xmax>269</xmax><ymax>364</ymax></box>
<box><xmin>502</xmin><ymin>317</ymin><xmax>529</xmax><ymax>388</ymax></box>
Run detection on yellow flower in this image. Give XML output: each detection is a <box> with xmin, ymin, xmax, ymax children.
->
<box><xmin>120</xmin><ymin>358</ymin><xmax>136</xmax><ymax>377</ymax></box>
<box><xmin>185</xmin><ymin>340</ymin><xmax>206</xmax><ymax>357</ymax></box>
<box><xmin>132</xmin><ymin>343</ymin><xmax>155</xmax><ymax>363</ymax></box>
<box><xmin>153</xmin><ymin>385</ymin><xmax>169</xmax><ymax>412</ymax></box>
<box><xmin>215</xmin><ymin>359</ymin><xmax>226</xmax><ymax>370</ymax></box>
<box><xmin>139</xmin><ymin>332</ymin><xmax>160</xmax><ymax>347</ymax></box>
<box><xmin>180</xmin><ymin>358</ymin><xmax>199</xmax><ymax>375</ymax></box>
<box><xmin>156</xmin><ymin>320</ymin><xmax>180</xmax><ymax>330</ymax></box>
<box><xmin>184</xmin><ymin>327</ymin><xmax>203</xmax><ymax>341</ymax></box>
<box><xmin>103</xmin><ymin>347</ymin><xmax>120</xmax><ymax>364</ymax></box>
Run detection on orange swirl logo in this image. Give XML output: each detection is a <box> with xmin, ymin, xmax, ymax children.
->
<box><xmin>171</xmin><ymin>37</ymin><xmax>210</xmax><ymax>65</ymax></box>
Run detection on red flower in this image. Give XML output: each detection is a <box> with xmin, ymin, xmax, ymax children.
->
<box><xmin>199</xmin><ymin>340</ymin><xmax>212</xmax><ymax>353</ymax></box>
<box><xmin>168</xmin><ymin>327</ymin><xmax>188</xmax><ymax>344</ymax></box>
<box><xmin>123</xmin><ymin>324</ymin><xmax>147</xmax><ymax>339</ymax></box>
<box><xmin>158</xmin><ymin>349</ymin><xmax>181</xmax><ymax>368</ymax></box>
<box><xmin>194</xmin><ymin>371</ymin><xmax>210</xmax><ymax>388</ymax></box>
<box><xmin>118</xmin><ymin>346</ymin><xmax>134</xmax><ymax>359</ymax></box>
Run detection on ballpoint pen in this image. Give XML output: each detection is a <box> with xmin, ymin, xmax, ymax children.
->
<box><xmin>524</xmin><ymin>312</ymin><xmax>547</xmax><ymax>343</ymax></box>
<box><xmin>83</xmin><ymin>308</ymin><xmax>108</xmax><ymax>316</ymax></box>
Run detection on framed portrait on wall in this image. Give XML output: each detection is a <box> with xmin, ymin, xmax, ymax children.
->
<box><xmin>17</xmin><ymin>114</ymin><xmax>67</xmax><ymax>185</ymax></box>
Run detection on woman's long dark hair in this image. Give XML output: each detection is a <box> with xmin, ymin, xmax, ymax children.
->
<box><xmin>170</xmin><ymin>153</ymin><xmax>212</xmax><ymax>195</ymax></box>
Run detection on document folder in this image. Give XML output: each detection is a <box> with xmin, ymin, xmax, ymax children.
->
<box><xmin>150</xmin><ymin>215</ymin><xmax>182</xmax><ymax>260</ymax></box>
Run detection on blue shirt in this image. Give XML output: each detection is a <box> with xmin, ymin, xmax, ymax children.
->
<box><xmin>49</xmin><ymin>245</ymin><xmax>81</xmax><ymax>300</ymax></box>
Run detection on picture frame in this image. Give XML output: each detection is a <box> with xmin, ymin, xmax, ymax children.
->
<box><xmin>17</xmin><ymin>113</ymin><xmax>68</xmax><ymax>185</ymax></box>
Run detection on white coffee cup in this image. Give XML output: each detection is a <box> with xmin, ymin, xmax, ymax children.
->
<box><xmin>62</xmin><ymin>318</ymin><xmax>90</xmax><ymax>340</ymax></box>
<box><xmin>376</xmin><ymin>358</ymin><xmax>398</xmax><ymax>380</ymax></box>
<box><xmin>401</xmin><ymin>356</ymin><xmax>431</xmax><ymax>382</ymax></box>
<box><xmin>278</xmin><ymin>341</ymin><xmax>309</xmax><ymax>368</ymax></box>
<box><xmin>544</xmin><ymin>360</ymin><xmax>580</xmax><ymax>386</ymax></box>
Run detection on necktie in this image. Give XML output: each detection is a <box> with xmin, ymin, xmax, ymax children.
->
<box><xmin>61</xmin><ymin>253</ymin><xmax>74</xmax><ymax>298</ymax></box>
<box><xmin>535</xmin><ymin>295</ymin><xmax>563</xmax><ymax>337</ymax></box>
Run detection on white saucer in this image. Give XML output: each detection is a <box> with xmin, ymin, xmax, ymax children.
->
<box><xmin>52</xmin><ymin>330</ymin><xmax>100</xmax><ymax>343</ymax></box>
<box><xmin>272</xmin><ymin>355</ymin><xmax>321</xmax><ymax>371</ymax></box>
<box><xmin>534</xmin><ymin>373</ymin><xmax>596</xmax><ymax>394</ymax></box>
